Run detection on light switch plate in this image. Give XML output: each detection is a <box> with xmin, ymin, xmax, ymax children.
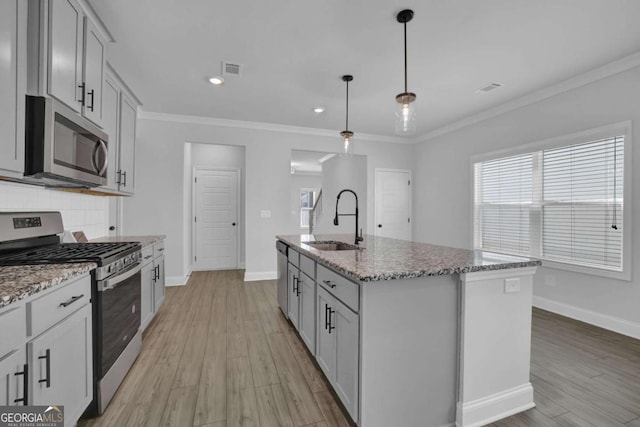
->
<box><xmin>260</xmin><ymin>210</ymin><xmax>271</xmax><ymax>218</ymax></box>
<box><xmin>504</xmin><ymin>278</ymin><xmax>521</xmax><ymax>293</ymax></box>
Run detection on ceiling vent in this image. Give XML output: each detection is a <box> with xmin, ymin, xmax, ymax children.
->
<box><xmin>222</xmin><ymin>61</ymin><xmax>242</xmax><ymax>77</ymax></box>
<box><xmin>476</xmin><ymin>82</ymin><xmax>502</xmax><ymax>93</ymax></box>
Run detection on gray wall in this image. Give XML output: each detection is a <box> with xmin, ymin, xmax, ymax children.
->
<box><xmin>412</xmin><ymin>65</ymin><xmax>640</xmax><ymax>335</ymax></box>
<box><xmin>123</xmin><ymin>120</ymin><xmax>414</xmax><ymax>282</ymax></box>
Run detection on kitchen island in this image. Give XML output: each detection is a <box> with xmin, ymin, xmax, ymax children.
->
<box><xmin>277</xmin><ymin>234</ymin><xmax>541</xmax><ymax>427</ymax></box>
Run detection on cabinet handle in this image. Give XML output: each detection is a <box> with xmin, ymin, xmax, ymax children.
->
<box><xmin>116</xmin><ymin>169</ymin><xmax>122</xmax><ymax>185</ymax></box>
<box><xmin>324</xmin><ymin>303</ymin><xmax>330</xmax><ymax>330</ymax></box>
<box><xmin>59</xmin><ymin>294</ymin><xmax>84</xmax><ymax>308</ymax></box>
<box><xmin>88</xmin><ymin>89</ymin><xmax>95</xmax><ymax>112</ymax></box>
<box><xmin>14</xmin><ymin>364</ymin><xmax>28</xmax><ymax>405</ymax></box>
<box><xmin>328</xmin><ymin>307</ymin><xmax>336</xmax><ymax>333</ymax></box>
<box><xmin>144</xmin><ymin>255</ymin><xmax>153</xmax><ymax>260</ymax></box>
<box><xmin>155</xmin><ymin>265</ymin><xmax>160</xmax><ymax>281</ymax></box>
<box><xmin>122</xmin><ymin>171</ymin><xmax>127</xmax><ymax>187</ymax></box>
<box><xmin>78</xmin><ymin>83</ymin><xmax>86</xmax><ymax>106</ymax></box>
<box><xmin>38</xmin><ymin>349</ymin><xmax>51</xmax><ymax>388</ymax></box>
<box><xmin>323</xmin><ymin>280</ymin><xmax>336</xmax><ymax>289</ymax></box>
<box><xmin>158</xmin><ymin>247</ymin><xmax>165</xmax><ymax>252</ymax></box>
<box><xmin>292</xmin><ymin>276</ymin><xmax>298</xmax><ymax>294</ymax></box>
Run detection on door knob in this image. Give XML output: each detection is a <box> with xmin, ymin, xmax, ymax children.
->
<box><xmin>378</xmin><ymin>224</ymin><xmax>382</xmax><ymax>228</ymax></box>
<box><xmin>109</xmin><ymin>226</ymin><xmax>115</xmax><ymax>231</ymax></box>
<box><xmin>232</xmin><ymin>222</ymin><xmax>236</xmax><ymax>226</ymax></box>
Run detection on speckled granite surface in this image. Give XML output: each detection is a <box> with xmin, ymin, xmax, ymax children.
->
<box><xmin>90</xmin><ymin>235</ymin><xmax>166</xmax><ymax>248</ymax></box>
<box><xmin>0</xmin><ymin>263</ymin><xmax>96</xmax><ymax>308</ymax></box>
<box><xmin>277</xmin><ymin>234</ymin><xmax>541</xmax><ymax>282</ymax></box>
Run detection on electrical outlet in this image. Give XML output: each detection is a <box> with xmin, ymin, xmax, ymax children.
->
<box><xmin>260</xmin><ymin>210</ymin><xmax>271</xmax><ymax>218</ymax></box>
<box><xmin>504</xmin><ymin>278</ymin><xmax>521</xmax><ymax>293</ymax></box>
<box><xmin>544</xmin><ymin>274</ymin><xmax>556</xmax><ymax>287</ymax></box>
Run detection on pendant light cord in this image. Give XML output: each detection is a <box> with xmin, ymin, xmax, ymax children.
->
<box><xmin>403</xmin><ymin>21</ymin><xmax>408</xmax><ymax>94</ymax></box>
<box><xmin>345</xmin><ymin>79</ymin><xmax>349</xmax><ymax>132</ymax></box>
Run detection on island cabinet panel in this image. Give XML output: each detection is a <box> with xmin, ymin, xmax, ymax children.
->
<box><xmin>316</xmin><ymin>285</ymin><xmax>360</xmax><ymax>423</ymax></box>
<box><xmin>359</xmin><ymin>274</ymin><xmax>458</xmax><ymax>427</ymax></box>
<box><xmin>298</xmin><ymin>272</ymin><xmax>316</xmax><ymax>354</ymax></box>
<box><xmin>287</xmin><ymin>263</ymin><xmax>300</xmax><ymax>329</ymax></box>
<box><xmin>0</xmin><ymin>347</ymin><xmax>26</xmax><ymax>406</ymax></box>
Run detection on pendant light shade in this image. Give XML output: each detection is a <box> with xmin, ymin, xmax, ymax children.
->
<box><xmin>395</xmin><ymin>9</ymin><xmax>416</xmax><ymax>136</ymax></box>
<box><xmin>340</xmin><ymin>75</ymin><xmax>354</xmax><ymax>154</ymax></box>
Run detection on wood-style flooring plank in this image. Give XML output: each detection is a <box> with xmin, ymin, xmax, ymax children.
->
<box><xmin>313</xmin><ymin>390</ymin><xmax>351</xmax><ymax>427</ymax></box>
<box><xmin>254</xmin><ymin>384</ymin><xmax>295</xmax><ymax>427</ymax></box>
<box><xmin>159</xmin><ymin>385</ymin><xmax>199</xmax><ymax>427</ymax></box>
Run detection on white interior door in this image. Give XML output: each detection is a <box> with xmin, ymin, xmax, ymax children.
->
<box><xmin>193</xmin><ymin>169</ymin><xmax>239</xmax><ymax>270</ymax></box>
<box><xmin>374</xmin><ymin>169</ymin><xmax>412</xmax><ymax>240</ymax></box>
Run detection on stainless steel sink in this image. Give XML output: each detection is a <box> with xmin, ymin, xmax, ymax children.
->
<box><xmin>306</xmin><ymin>241</ymin><xmax>362</xmax><ymax>251</ymax></box>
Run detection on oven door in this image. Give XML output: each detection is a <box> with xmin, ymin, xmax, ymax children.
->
<box><xmin>96</xmin><ymin>263</ymin><xmax>141</xmax><ymax>378</ymax></box>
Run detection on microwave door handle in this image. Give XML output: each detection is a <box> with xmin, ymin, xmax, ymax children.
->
<box><xmin>97</xmin><ymin>140</ymin><xmax>108</xmax><ymax>176</ymax></box>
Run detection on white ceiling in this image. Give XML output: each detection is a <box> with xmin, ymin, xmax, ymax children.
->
<box><xmin>89</xmin><ymin>0</ymin><xmax>640</xmax><ymax>139</ymax></box>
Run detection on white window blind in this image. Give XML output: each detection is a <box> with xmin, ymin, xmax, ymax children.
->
<box><xmin>542</xmin><ymin>136</ymin><xmax>623</xmax><ymax>269</ymax></box>
<box><xmin>474</xmin><ymin>154</ymin><xmax>533</xmax><ymax>256</ymax></box>
<box><xmin>474</xmin><ymin>133</ymin><xmax>625</xmax><ymax>273</ymax></box>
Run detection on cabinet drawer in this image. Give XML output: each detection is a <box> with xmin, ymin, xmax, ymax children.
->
<box><xmin>153</xmin><ymin>240</ymin><xmax>165</xmax><ymax>259</ymax></box>
<box><xmin>27</xmin><ymin>274</ymin><xmax>91</xmax><ymax>338</ymax></box>
<box><xmin>0</xmin><ymin>304</ymin><xmax>26</xmax><ymax>359</ymax></box>
<box><xmin>288</xmin><ymin>248</ymin><xmax>300</xmax><ymax>267</ymax></box>
<box><xmin>141</xmin><ymin>244</ymin><xmax>154</xmax><ymax>266</ymax></box>
<box><xmin>300</xmin><ymin>254</ymin><xmax>315</xmax><ymax>279</ymax></box>
<box><xmin>317</xmin><ymin>265</ymin><xmax>359</xmax><ymax>312</ymax></box>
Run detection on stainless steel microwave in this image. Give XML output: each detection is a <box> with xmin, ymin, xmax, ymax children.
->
<box><xmin>24</xmin><ymin>96</ymin><xmax>108</xmax><ymax>188</ymax></box>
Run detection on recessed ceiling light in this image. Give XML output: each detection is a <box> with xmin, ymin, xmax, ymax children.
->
<box><xmin>209</xmin><ymin>76</ymin><xmax>224</xmax><ymax>86</ymax></box>
<box><xmin>475</xmin><ymin>82</ymin><xmax>502</xmax><ymax>94</ymax></box>
<box><xmin>313</xmin><ymin>107</ymin><xmax>325</xmax><ymax>114</ymax></box>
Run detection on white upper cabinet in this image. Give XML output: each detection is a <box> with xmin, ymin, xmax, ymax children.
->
<box><xmin>30</xmin><ymin>0</ymin><xmax>107</xmax><ymax>127</ymax></box>
<box><xmin>82</xmin><ymin>17</ymin><xmax>105</xmax><ymax>125</ymax></box>
<box><xmin>0</xmin><ymin>0</ymin><xmax>27</xmax><ymax>177</ymax></box>
<box><xmin>47</xmin><ymin>0</ymin><xmax>83</xmax><ymax>113</ymax></box>
<box><xmin>118</xmin><ymin>92</ymin><xmax>137</xmax><ymax>193</ymax></box>
<box><xmin>102</xmin><ymin>73</ymin><xmax>120</xmax><ymax>191</ymax></box>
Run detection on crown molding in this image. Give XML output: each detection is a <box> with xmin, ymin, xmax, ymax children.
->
<box><xmin>417</xmin><ymin>51</ymin><xmax>640</xmax><ymax>143</ymax></box>
<box><xmin>137</xmin><ymin>111</ymin><xmax>413</xmax><ymax>144</ymax></box>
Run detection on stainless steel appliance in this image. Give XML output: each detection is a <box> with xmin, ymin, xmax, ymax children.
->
<box><xmin>24</xmin><ymin>96</ymin><xmax>108</xmax><ymax>188</ymax></box>
<box><xmin>276</xmin><ymin>240</ymin><xmax>288</xmax><ymax>316</ymax></box>
<box><xmin>0</xmin><ymin>212</ymin><xmax>141</xmax><ymax>415</ymax></box>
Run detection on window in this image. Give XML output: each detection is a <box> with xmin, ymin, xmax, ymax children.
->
<box><xmin>300</xmin><ymin>189</ymin><xmax>317</xmax><ymax>229</ymax></box>
<box><xmin>474</xmin><ymin>125</ymin><xmax>629</xmax><ymax>277</ymax></box>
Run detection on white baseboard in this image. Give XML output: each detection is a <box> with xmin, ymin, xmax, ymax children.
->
<box><xmin>533</xmin><ymin>296</ymin><xmax>640</xmax><ymax>339</ymax></box>
<box><xmin>456</xmin><ymin>383</ymin><xmax>534</xmax><ymax>427</ymax></box>
<box><xmin>166</xmin><ymin>270</ymin><xmax>192</xmax><ymax>287</ymax></box>
<box><xmin>244</xmin><ymin>271</ymin><xmax>277</xmax><ymax>281</ymax></box>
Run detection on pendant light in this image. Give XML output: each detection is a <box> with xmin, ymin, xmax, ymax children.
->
<box><xmin>340</xmin><ymin>75</ymin><xmax>354</xmax><ymax>154</ymax></box>
<box><xmin>395</xmin><ymin>9</ymin><xmax>416</xmax><ymax>135</ymax></box>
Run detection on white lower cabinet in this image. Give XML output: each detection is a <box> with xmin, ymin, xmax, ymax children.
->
<box><xmin>316</xmin><ymin>284</ymin><xmax>359</xmax><ymax>423</ymax></box>
<box><xmin>140</xmin><ymin>240</ymin><xmax>166</xmax><ymax>333</ymax></box>
<box><xmin>28</xmin><ymin>303</ymin><xmax>92</xmax><ymax>425</ymax></box>
<box><xmin>0</xmin><ymin>347</ymin><xmax>27</xmax><ymax>406</ymax></box>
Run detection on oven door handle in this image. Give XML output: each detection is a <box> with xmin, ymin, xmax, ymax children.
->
<box><xmin>99</xmin><ymin>262</ymin><xmax>142</xmax><ymax>291</ymax></box>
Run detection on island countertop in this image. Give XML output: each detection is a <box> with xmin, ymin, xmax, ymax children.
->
<box><xmin>0</xmin><ymin>263</ymin><xmax>97</xmax><ymax>309</ymax></box>
<box><xmin>277</xmin><ymin>234</ymin><xmax>541</xmax><ymax>282</ymax></box>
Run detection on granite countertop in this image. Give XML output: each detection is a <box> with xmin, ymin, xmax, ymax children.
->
<box><xmin>277</xmin><ymin>234</ymin><xmax>541</xmax><ymax>282</ymax></box>
<box><xmin>0</xmin><ymin>263</ymin><xmax>97</xmax><ymax>309</ymax></box>
<box><xmin>90</xmin><ymin>235</ymin><xmax>166</xmax><ymax>248</ymax></box>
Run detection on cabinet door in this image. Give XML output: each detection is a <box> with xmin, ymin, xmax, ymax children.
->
<box><xmin>154</xmin><ymin>255</ymin><xmax>166</xmax><ymax>311</ymax></box>
<box><xmin>298</xmin><ymin>273</ymin><xmax>316</xmax><ymax>354</ymax></box>
<box><xmin>102</xmin><ymin>74</ymin><xmax>120</xmax><ymax>190</ymax></box>
<box><xmin>48</xmin><ymin>0</ymin><xmax>83</xmax><ymax>112</ymax></box>
<box><xmin>118</xmin><ymin>92</ymin><xmax>137</xmax><ymax>193</ymax></box>
<box><xmin>0</xmin><ymin>0</ymin><xmax>26</xmax><ymax>175</ymax></box>
<box><xmin>82</xmin><ymin>16</ymin><xmax>105</xmax><ymax>126</ymax></box>
<box><xmin>140</xmin><ymin>261</ymin><xmax>154</xmax><ymax>332</ymax></box>
<box><xmin>29</xmin><ymin>304</ymin><xmax>92</xmax><ymax>426</ymax></box>
<box><xmin>315</xmin><ymin>286</ymin><xmax>335</xmax><ymax>381</ymax></box>
<box><xmin>287</xmin><ymin>264</ymin><xmax>300</xmax><ymax>329</ymax></box>
<box><xmin>334</xmin><ymin>301</ymin><xmax>359</xmax><ymax>422</ymax></box>
<box><xmin>0</xmin><ymin>348</ymin><xmax>27</xmax><ymax>406</ymax></box>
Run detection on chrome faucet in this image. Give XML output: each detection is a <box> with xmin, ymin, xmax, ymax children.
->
<box><xmin>333</xmin><ymin>189</ymin><xmax>364</xmax><ymax>245</ymax></box>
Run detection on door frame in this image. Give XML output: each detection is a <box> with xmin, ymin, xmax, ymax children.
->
<box><xmin>191</xmin><ymin>167</ymin><xmax>241</xmax><ymax>271</ymax></box>
<box><xmin>374</xmin><ymin>168</ymin><xmax>413</xmax><ymax>239</ymax></box>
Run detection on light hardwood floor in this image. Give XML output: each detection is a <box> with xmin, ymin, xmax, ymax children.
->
<box><xmin>79</xmin><ymin>270</ymin><xmax>640</xmax><ymax>427</ymax></box>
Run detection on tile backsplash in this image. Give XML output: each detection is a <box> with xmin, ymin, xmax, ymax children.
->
<box><xmin>0</xmin><ymin>181</ymin><xmax>108</xmax><ymax>239</ymax></box>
